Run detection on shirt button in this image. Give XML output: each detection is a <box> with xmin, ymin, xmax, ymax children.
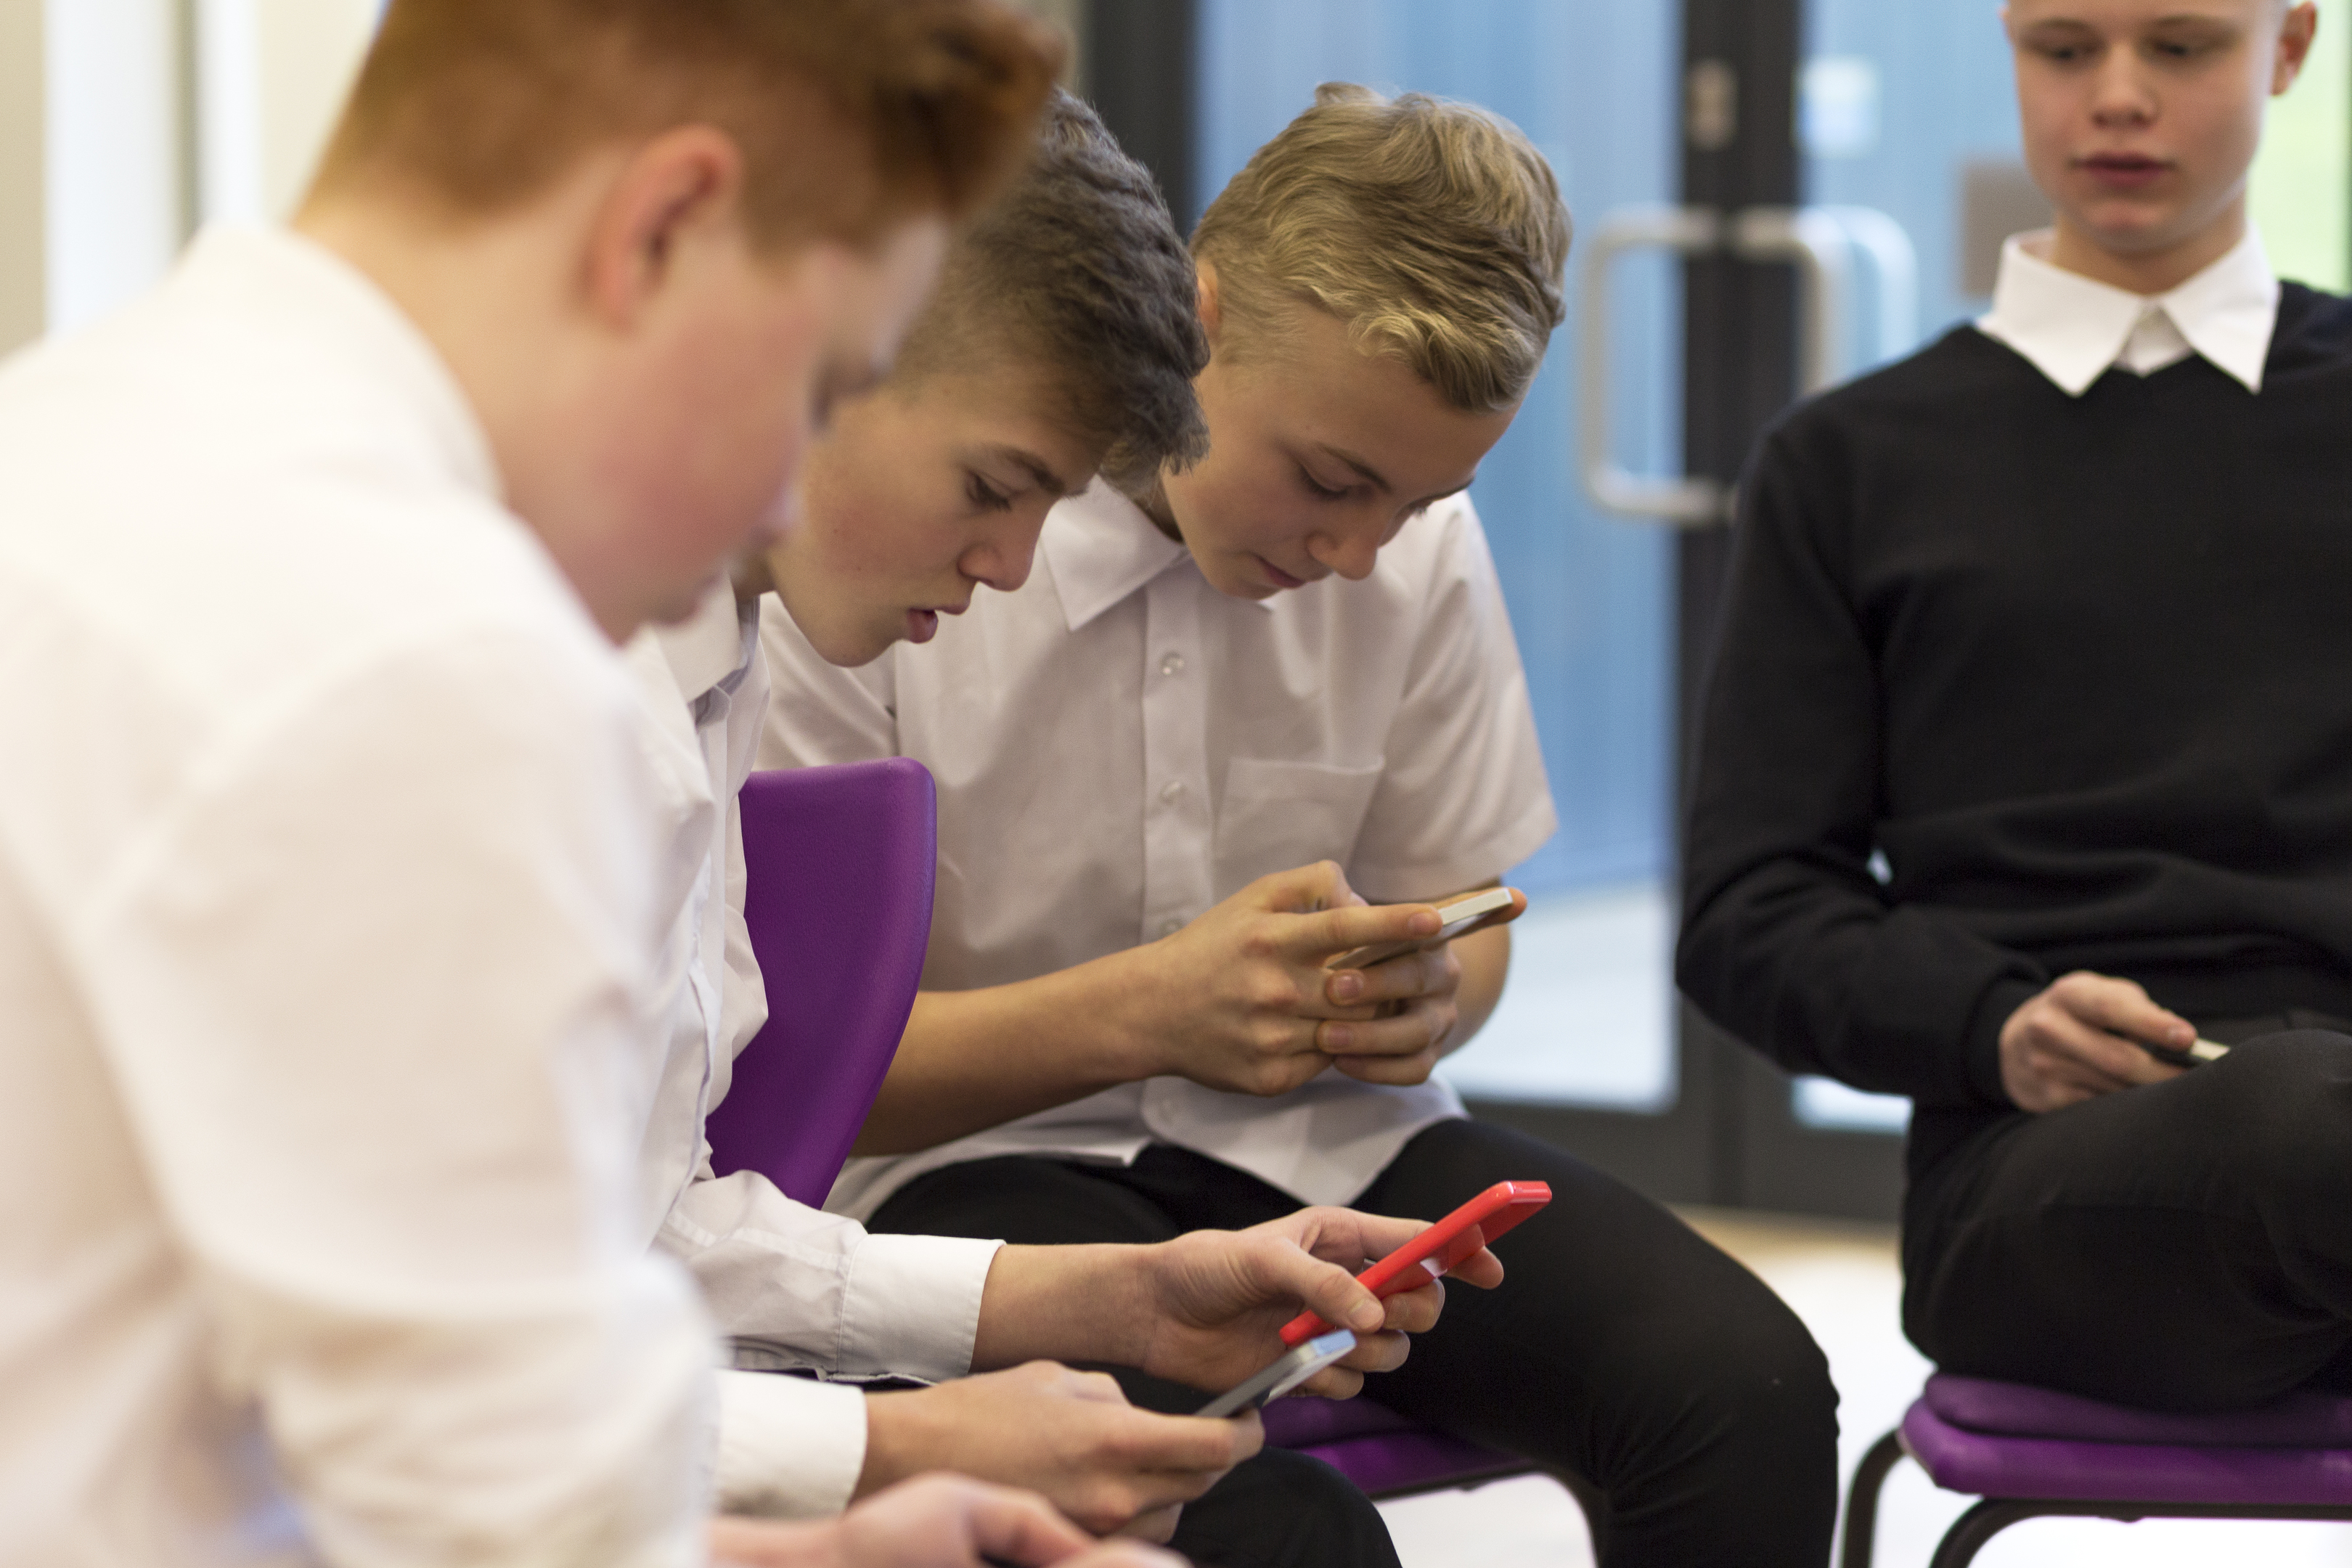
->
<box><xmin>1160</xmin><ymin>651</ymin><xmax>1186</xmax><ymax>677</ymax></box>
<box><xmin>1160</xmin><ymin>918</ymin><xmax>1184</xmax><ymax>938</ymax></box>
<box><xmin>1159</xmin><ymin>779</ymin><xmax>1185</xmax><ymax>805</ymax></box>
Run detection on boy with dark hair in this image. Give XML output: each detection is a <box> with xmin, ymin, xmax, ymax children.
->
<box><xmin>1678</xmin><ymin>0</ymin><xmax>2352</xmax><ymax>1414</ymax></box>
<box><xmin>0</xmin><ymin>3</ymin><xmax>1130</xmax><ymax>1565</ymax></box>
<box><xmin>764</xmin><ymin>84</ymin><xmax>1842</xmax><ymax>1567</ymax></box>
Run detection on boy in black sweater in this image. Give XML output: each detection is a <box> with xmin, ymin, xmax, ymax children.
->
<box><xmin>1680</xmin><ymin>0</ymin><xmax>2352</xmax><ymax>1408</ymax></box>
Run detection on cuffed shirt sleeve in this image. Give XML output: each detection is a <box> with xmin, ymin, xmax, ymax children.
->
<box><xmin>661</xmin><ymin>1168</ymin><xmax>1001</xmax><ymax>1382</ymax></box>
<box><xmin>714</xmin><ymin>1370</ymin><xmax>869</xmax><ymax>1519</ymax></box>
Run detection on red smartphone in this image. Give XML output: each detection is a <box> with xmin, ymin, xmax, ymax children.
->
<box><xmin>1278</xmin><ymin>1179</ymin><xmax>1551</xmax><ymax>1347</ymax></box>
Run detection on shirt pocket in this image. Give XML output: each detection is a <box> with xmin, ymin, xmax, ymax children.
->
<box><xmin>1214</xmin><ymin>757</ymin><xmax>1387</xmax><ymax>900</ymax></box>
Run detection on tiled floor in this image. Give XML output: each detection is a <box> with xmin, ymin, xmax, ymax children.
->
<box><xmin>1373</xmin><ymin>1207</ymin><xmax>2352</xmax><ymax>1567</ymax></box>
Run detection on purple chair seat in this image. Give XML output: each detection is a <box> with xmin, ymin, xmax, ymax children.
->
<box><xmin>1925</xmin><ymin>1373</ymin><xmax>2352</xmax><ymax>1452</ymax></box>
<box><xmin>1261</xmin><ymin>1396</ymin><xmax>1530</xmax><ymax>1500</ymax></box>
<box><xmin>1903</xmin><ymin>1397</ymin><xmax>2352</xmax><ymax>1510</ymax></box>
<box><xmin>1845</xmin><ymin>1373</ymin><xmax>2352</xmax><ymax>1568</ymax></box>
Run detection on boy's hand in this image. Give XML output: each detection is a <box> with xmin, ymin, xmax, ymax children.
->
<box><xmin>713</xmin><ymin>1473</ymin><xmax>1185</xmax><ymax>1567</ymax></box>
<box><xmin>857</xmin><ymin>1364</ymin><xmax>1253</xmax><ymax>1540</ymax></box>
<box><xmin>1123</xmin><ymin>862</ymin><xmax>1440</xmax><ymax>1097</ymax></box>
<box><xmin>1124</xmin><ymin>1208</ymin><xmax>1503</xmax><ymax>1399</ymax></box>
<box><xmin>1999</xmin><ymin>971</ymin><xmax>2189</xmax><ymax>1111</ymax></box>
<box><xmin>1320</xmin><ymin>889</ymin><xmax>1527</xmax><ymax>1085</ymax></box>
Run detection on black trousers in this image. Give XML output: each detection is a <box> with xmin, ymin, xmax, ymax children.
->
<box><xmin>1905</xmin><ymin>1026</ymin><xmax>2352</xmax><ymax>1409</ymax></box>
<box><xmin>873</xmin><ymin>1119</ymin><xmax>1841</xmax><ymax>1567</ymax></box>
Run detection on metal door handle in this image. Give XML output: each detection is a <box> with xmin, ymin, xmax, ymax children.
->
<box><xmin>1578</xmin><ymin>205</ymin><xmax>1727</xmax><ymax>526</ymax></box>
<box><xmin>1578</xmin><ymin>203</ymin><xmax>1918</xmax><ymax>523</ymax></box>
<box><xmin>1729</xmin><ymin>206</ymin><xmax>1852</xmax><ymax>394</ymax></box>
<box><xmin>1814</xmin><ymin>205</ymin><xmax>1919</xmax><ymax>373</ymax></box>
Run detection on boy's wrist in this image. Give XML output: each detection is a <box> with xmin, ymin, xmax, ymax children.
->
<box><xmin>973</xmin><ymin>1244</ymin><xmax>1156</xmax><ymax>1368</ymax></box>
<box><xmin>1085</xmin><ymin>944</ymin><xmax>1182</xmax><ymax>1083</ymax></box>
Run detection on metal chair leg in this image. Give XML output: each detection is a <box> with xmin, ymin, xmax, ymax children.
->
<box><xmin>1927</xmin><ymin>1500</ymin><xmax>2049</xmax><ymax>1568</ymax></box>
<box><xmin>1838</xmin><ymin>1428</ymin><xmax>1908</xmax><ymax>1568</ymax></box>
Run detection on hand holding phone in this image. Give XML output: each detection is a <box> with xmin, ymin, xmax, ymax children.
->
<box><xmin>1278</xmin><ymin>1180</ymin><xmax>1550</xmax><ymax>1348</ymax></box>
<box><xmin>1326</xmin><ymin>887</ymin><xmax>1519</xmax><ymax>975</ymax></box>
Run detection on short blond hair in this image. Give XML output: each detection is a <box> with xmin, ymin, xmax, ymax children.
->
<box><xmin>1192</xmin><ymin>83</ymin><xmax>1569</xmax><ymax>413</ymax></box>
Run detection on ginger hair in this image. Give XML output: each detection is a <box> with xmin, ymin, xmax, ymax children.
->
<box><xmin>312</xmin><ymin>0</ymin><xmax>1065</xmax><ymax>248</ymax></box>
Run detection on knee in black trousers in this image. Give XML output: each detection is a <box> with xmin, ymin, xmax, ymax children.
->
<box><xmin>2196</xmin><ymin>1031</ymin><xmax>2352</xmax><ymax>1217</ymax></box>
<box><xmin>1357</xmin><ymin>1119</ymin><xmax>1839</xmax><ymax>1567</ymax></box>
<box><xmin>1904</xmin><ymin>1029</ymin><xmax>2352</xmax><ymax>1408</ymax></box>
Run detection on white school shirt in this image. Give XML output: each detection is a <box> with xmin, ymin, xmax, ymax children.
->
<box><xmin>625</xmin><ymin>587</ymin><xmax>1001</xmax><ymax>1519</ymax></box>
<box><xmin>1977</xmin><ymin>226</ymin><xmax>2279</xmax><ymax>395</ymax></box>
<box><xmin>759</xmin><ymin>482</ymin><xmax>1557</xmax><ymax>1220</ymax></box>
<box><xmin>0</xmin><ymin>227</ymin><xmax>709</xmax><ymax>1567</ymax></box>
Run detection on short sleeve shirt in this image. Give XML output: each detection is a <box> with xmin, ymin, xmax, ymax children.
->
<box><xmin>761</xmin><ymin>481</ymin><xmax>1556</xmax><ymax>1213</ymax></box>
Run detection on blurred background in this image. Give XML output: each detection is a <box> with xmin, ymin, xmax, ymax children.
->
<box><xmin>4</xmin><ymin>0</ymin><xmax>2343</xmax><ymax>1227</ymax></box>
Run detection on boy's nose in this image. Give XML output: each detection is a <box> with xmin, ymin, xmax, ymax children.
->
<box><xmin>1307</xmin><ymin>527</ymin><xmax>1383</xmax><ymax>582</ymax></box>
<box><xmin>963</xmin><ymin>530</ymin><xmax>1038</xmax><ymax>593</ymax></box>
<box><xmin>2088</xmin><ymin>55</ymin><xmax>2158</xmax><ymax>126</ymax></box>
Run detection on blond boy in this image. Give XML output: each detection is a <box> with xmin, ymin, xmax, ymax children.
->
<box><xmin>1678</xmin><ymin>0</ymin><xmax>2352</xmax><ymax>1414</ymax></box>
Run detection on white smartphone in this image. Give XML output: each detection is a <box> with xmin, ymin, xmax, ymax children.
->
<box><xmin>1326</xmin><ymin>886</ymin><xmax>1517</xmax><ymax>973</ymax></box>
<box><xmin>1193</xmin><ymin>1330</ymin><xmax>1358</xmax><ymax>1418</ymax></box>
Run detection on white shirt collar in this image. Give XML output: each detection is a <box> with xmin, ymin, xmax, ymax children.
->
<box><xmin>1042</xmin><ymin>481</ymin><xmax>1275</xmax><ymax>632</ymax></box>
<box><xmin>1976</xmin><ymin>226</ymin><xmax>2279</xmax><ymax>396</ymax></box>
<box><xmin>658</xmin><ymin>576</ymin><xmax>759</xmax><ymax>706</ymax></box>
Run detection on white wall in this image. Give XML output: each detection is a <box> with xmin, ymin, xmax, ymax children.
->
<box><xmin>0</xmin><ymin>0</ymin><xmax>43</xmax><ymax>354</ymax></box>
<box><xmin>8</xmin><ymin>0</ymin><xmax>379</xmax><ymax>340</ymax></box>
<box><xmin>44</xmin><ymin>0</ymin><xmax>182</xmax><ymax>335</ymax></box>
<box><xmin>194</xmin><ymin>0</ymin><xmax>377</xmax><ymax>226</ymax></box>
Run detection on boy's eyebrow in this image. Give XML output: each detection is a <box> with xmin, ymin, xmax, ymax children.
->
<box><xmin>1316</xmin><ymin>443</ymin><xmax>1395</xmax><ymax>494</ymax></box>
<box><xmin>2017</xmin><ymin>10</ymin><xmax>2232</xmax><ymax>32</ymax></box>
<box><xmin>981</xmin><ymin>444</ymin><xmax>1071</xmax><ymax>497</ymax></box>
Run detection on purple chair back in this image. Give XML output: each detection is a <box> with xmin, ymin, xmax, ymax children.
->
<box><xmin>703</xmin><ymin>759</ymin><xmax>936</xmax><ymax>1208</ymax></box>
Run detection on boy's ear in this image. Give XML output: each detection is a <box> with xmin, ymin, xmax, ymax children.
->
<box><xmin>1195</xmin><ymin>259</ymin><xmax>1224</xmax><ymax>347</ymax></box>
<box><xmin>2273</xmin><ymin>2</ymin><xmax>2319</xmax><ymax>96</ymax></box>
<box><xmin>584</xmin><ymin>125</ymin><xmax>748</xmax><ymax>330</ymax></box>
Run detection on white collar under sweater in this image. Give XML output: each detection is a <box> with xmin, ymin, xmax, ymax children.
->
<box><xmin>1975</xmin><ymin>226</ymin><xmax>2279</xmax><ymax>396</ymax></box>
